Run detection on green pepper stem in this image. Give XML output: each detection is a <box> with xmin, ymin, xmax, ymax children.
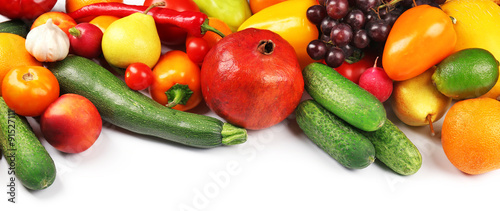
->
<box><xmin>165</xmin><ymin>84</ymin><xmax>193</xmax><ymax>108</ymax></box>
<box><xmin>221</xmin><ymin>123</ymin><xmax>247</xmax><ymax>146</ymax></box>
<box><xmin>200</xmin><ymin>19</ymin><xmax>225</xmax><ymax>38</ymax></box>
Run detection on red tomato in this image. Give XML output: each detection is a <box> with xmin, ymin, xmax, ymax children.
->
<box><xmin>2</xmin><ymin>66</ymin><xmax>60</xmax><ymax>117</ymax></box>
<box><xmin>334</xmin><ymin>50</ymin><xmax>378</xmax><ymax>84</ymax></box>
<box><xmin>125</xmin><ymin>63</ymin><xmax>154</xmax><ymax>91</ymax></box>
<box><xmin>143</xmin><ymin>0</ymin><xmax>199</xmax><ymax>46</ymax></box>
<box><xmin>150</xmin><ymin>50</ymin><xmax>202</xmax><ymax>111</ymax></box>
<box><xmin>0</xmin><ymin>0</ymin><xmax>57</xmax><ymax>20</ymax></box>
<box><xmin>186</xmin><ymin>36</ymin><xmax>210</xmax><ymax>65</ymax></box>
<box><xmin>31</xmin><ymin>11</ymin><xmax>77</xmax><ymax>36</ymax></box>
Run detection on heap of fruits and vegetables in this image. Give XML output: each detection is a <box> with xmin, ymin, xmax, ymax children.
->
<box><xmin>1</xmin><ymin>0</ymin><xmax>500</xmax><ymax>191</ymax></box>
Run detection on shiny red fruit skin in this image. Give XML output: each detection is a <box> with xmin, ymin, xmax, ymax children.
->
<box><xmin>201</xmin><ymin>28</ymin><xmax>304</xmax><ymax>130</ymax></box>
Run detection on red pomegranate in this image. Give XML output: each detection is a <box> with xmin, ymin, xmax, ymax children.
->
<box><xmin>201</xmin><ymin>28</ymin><xmax>304</xmax><ymax>130</ymax></box>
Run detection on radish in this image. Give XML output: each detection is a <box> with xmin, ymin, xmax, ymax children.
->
<box><xmin>68</xmin><ymin>23</ymin><xmax>103</xmax><ymax>59</ymax></box>
<box><xmin>358</xmin><ymin>57</ymin><xmax>393</xmax><ymax>102</ymax></box>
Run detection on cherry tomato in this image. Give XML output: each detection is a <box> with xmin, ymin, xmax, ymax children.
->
<box><xmin>143</xmin><ymin>0</ymin><xmax>199</xmax><ymax>46</ymax></box>
<box><xmin>31</xmin><ymin>11</ymin><xmax>77</xmax><ymax>36</ymax></box>
<box><xmin>186</xmin><ymin>36</ymin><xmax>210</xmax><ymax>65</ymax></box>
<box><xmin>150</xmin><ymin>50</ymin><xmax>202</xmax><ymax>111</ymax></box>
<box><xmin>125</xmin><ymin>63</ymin><xmax>154</xmax><ymax>91</ymax></box>
<box><xmin>2</xmin><ymin>66</ymin><xmax>60</xmax><ymax>117</ymax></box>
<box><xmin>334</xmin><ymin>50</ymin><xmax>378</xmax><ymax>84</ymax></box>
<box><xmin>382</xmin><ymin>5</ymin><xmax>456</xmax><ymax>81</ymax></box>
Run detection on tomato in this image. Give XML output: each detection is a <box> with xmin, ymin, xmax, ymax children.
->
<box><xmin>125</xmin><ymin>63</ymin><xmax>154</xmax><ymax>91</ymax></box>
<box><xmin>382</xmin><ymin>5</ymin><xmax>456</xmax><ymax>81</ymax></box>
<box><xmin>2</xmin><ymin>66</ymin><xmax>60</xmax><ymax>117</ymax></box>
<box><xmin>143</xmin><ymin>0</ymin><xmax>199</xmax><ymax>46</ymax></box>
<box><xmin>186</xmin><ymin>36</ymin><xmax>210</xmax><ymax>65</ymax></box>
<box><xmin>150</xmin><ymin>50</ymin><xmax>202</xmax><ymax>111</ymax></box>
<box><xmin>334</xmin><ymin>50</ymin><xmax>378</xmax><ymax>84</ymax></box>
<box><xmin>31</xmin><ymin>11</ymin><xmax>77</xmax><ymax>36</ymax></box>
<box><xmin>249</xmin><ymin>0</ymin><xmax>287</xmax><ymax>14</ymax></box>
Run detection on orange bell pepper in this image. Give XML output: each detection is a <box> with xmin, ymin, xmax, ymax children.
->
<box><xmin>382</xmin><ymin>5</ymin><xmax>457</xmax><ymax>81</ymax></box>
<box><xmin>238</xmin><ymin>0</ymin><xmax>319</xmax><ymax>69</ymax></box>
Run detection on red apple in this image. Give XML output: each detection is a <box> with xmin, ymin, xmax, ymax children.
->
<box><xmin>41</xmin><ymin>94</ymin><xmax>102</xmax><ymax>153</ymax></box>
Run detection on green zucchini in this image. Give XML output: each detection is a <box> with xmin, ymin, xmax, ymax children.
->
<box><xmin>0</xmin><ymin>97</ymin><xmax>56</xmax><ymax>190</ymax></box>
<box><xmin>303</xmin><ymin>62</ymin><xmax>386</xmax><ymax>132</ymax></box>
<box><xmin>360</xmin><ymin>118</ymin><xmax>422</xmax><ymax>175</ymax></box>
<box><xmin>295</xmin><ymin>99</ymin><xmax>375</xmax><ymax>169</ymax></box>
<box><xmin>46</xmin><ymin>55</ymin><xmax>247</xmax><ymax>148</ymax></box>
<box><xmin>0</xmin><ymin>19</ymin><xmax>30</xmax><ymax>38</ymax></box>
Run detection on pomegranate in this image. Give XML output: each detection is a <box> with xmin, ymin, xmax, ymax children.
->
<box><xmin>201</xmin><ymin>28</ymin><xmax>304</xmax><ymax>130</ymax></box>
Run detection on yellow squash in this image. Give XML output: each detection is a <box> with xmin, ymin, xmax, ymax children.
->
<box><xmin>238</xmin><ymin>0</ymin><xmax>319</xmax><ymax>68</ymax></box>
<box><xmin>441</xmin><ymin>0</ymin><xmax>500</xmax><ymax>100</ymax></box>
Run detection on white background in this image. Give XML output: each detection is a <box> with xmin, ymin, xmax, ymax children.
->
<box><xmin>1</xmin><ymin>0</ymin><xmax>500</xmax><ymax>210</ymax></box>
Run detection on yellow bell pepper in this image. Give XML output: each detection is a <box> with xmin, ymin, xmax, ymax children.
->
<box><xmin>238</xmin><ymin>0</ymin><xmax>319</xmax><ymax>69</ymax></box>
<box><xmin>441</xmin><ymin>0</ymin><xmax>500</xmax><ymax>100</ymax></box>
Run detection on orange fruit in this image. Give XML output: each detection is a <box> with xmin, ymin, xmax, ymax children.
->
<box><xmin>66</xmin><ymin>0</ymin><xmax>123</xmax><ymax>22</ymax></box>
<box><xmin>441</xmin><ymin>97</ymin><xmax>500</xmax><ymax>175</ymax></box>
<box><xmin>89</xmin><ymin>15</ymin><xmax>119</xmax><ymax>32</ymax></box>
<box><xmin>202</xmin><ymin>17</ymin><xmax>232</xmax><ymax>49</ymax></box>
<box><xmin>0</xmin><ymin>33</ymin><xmax>42</xmax><ymax>96</ymax></box>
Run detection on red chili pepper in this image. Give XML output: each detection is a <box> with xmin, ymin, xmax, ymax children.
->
<box><xmin>67</xmin><ymin>2</ymin><xmax>224</xmax><ymax>38</ymax></box>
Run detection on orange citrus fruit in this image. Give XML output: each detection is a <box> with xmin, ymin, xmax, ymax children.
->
<box><xmin>202</xmin><ymin>17</ymin><xmax>232</xmax><ymax>49</ymax></box>
<box><xmin>0</xmin><ymin>33</ymin><xmax>42</xmax><ymax>96</ymax></box>
<box><xmin>89</xmin><ymin>15</ymin><xmax>119</xmax><ymax>32</ymax></box>
<box><xmin>441</xmin><ymin>97</ymin><xmax>500</xmax><ymax>175</ymax></box>
<box><xmin>66</xmin><ymin>0</ymin><xmax>123</xmax><ymax>22</ymax></box>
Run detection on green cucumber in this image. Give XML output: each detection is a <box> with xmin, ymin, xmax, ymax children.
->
<box><xmin>46</xmin><ymin>55</ymin><xmax>247</xmax><ymax>148</ymax></box>
<box><xmin>295</xmin><ymin>99</ymin><xmax>375</xmax><ymax>169</ymax></box>
<box><xmin>0</xmin><ymin>19</ymin><xmax>30</xmax><ymax>38</ymax></box>
<box><xmin>360</xmin><ymin>118</ymin><xmax>422</xmax><ymax>175</ymax></box>
<box><xmin>303</xmin><ymin>62</ymin><xmax>386</xmax><ymax>132</ymax></box>
<box><xmin>0</xmin><ymin>97</ymin><xmax>56</xmax><ymax>190</ymax></box>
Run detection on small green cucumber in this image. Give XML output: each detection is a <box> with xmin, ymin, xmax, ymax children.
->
<box><xmin>360</xmin><ymin>118</ymin><xmax>422</xmax><ymax>175</ymax></box>
<box><xmin>295</xmin><ymin>99</ymin><xmax>375</xmax><ymax>169</ymax></box>
<box><xmin>0</xmin><ymin>19</ymin><xmax>30</xmax><ymax>38</ymax></box>
<box><xmin>47</xmin><ymin>55</ymin><xmax>247</xmax><ymax>148</ymax></box>
<box><xmin>303</xmin><ymin>62</ymin><xmax>386</xmax><ymax>131</ymax></box>
<box><xmin>0</xmin><ymin>97</ymin><xmax>56</xmax><ymax>190</ymax></box>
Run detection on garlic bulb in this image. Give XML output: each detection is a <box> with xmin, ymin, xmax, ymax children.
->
<box><xmin>25</xmin><ymin>18</ymin><xmax>70</xmax><ymax>62</ymax></box>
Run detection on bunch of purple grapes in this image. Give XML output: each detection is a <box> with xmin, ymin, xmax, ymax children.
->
<box><xmin>306</xmin><ymin>0</ymin><xmax>412</xmax><ymax>68</ymax></box>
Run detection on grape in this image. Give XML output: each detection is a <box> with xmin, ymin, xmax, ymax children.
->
<box><xmin>383</xmin><ymin>9</ymin><xmax>403</xmax><ymax>26</ymax></box>
<box><xmin>318</xmin><ymin>0</ymin><xmax>328</xmax><ymax>6</ymax></box>
<box><xmin>307</xmin><ymin>40</ymin><xmax>328</xmax><ymax>60</ymax></box>
<box><xmin>352</xmin><ymin>29</ymin><xmax>370</xmax><ymax>49</ymax></box>
<box><xmin>325</xmin><ymin>47</ymin><xmax>345</xmax><ymax>68</ymax></box>
<box><xmin>320</xmin><ymin>17</ymin><xmax>338</xmax><ymax>36</ymax></box>
<box><xmin>365</xmin><ymin>19</ymin><xmax>391</xmax><ymax>42</ymax></box>
<box><xmin>344</xmin><ymin>9</ymin><xmax>366</xmax><ymax>30</ymax></box>
<box><xmin>326</xmin><ymin>0</ymin><xmax>349</xmax><ymax>19</ymax></box>
<box><xmin>307</xmin><ymin>5</ymin><xmax>327</xmax><ymax>25</ymax></box>
<box><xmin>355</xmin><ymin>0</ymin><xmax>380</xmax><ymax>12</ymax></box>
<box><xmin>341</xmin><ymin>44</ymin><xmax>355</xmax><ymax>59</ymax></box>
<box><xmin>330</xmin><ymin>23</ymin><xmax>353</xmax><ymax>47</ymax></box>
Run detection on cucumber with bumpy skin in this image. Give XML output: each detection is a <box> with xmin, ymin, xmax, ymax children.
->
<box><xmin>303</xmin><ymin>62</ymin><xmax>386</xmax><ymax>132</ymax></box>
<box><xmin>360</xmin><ymin>118</ymin><xmax>422</xmax><ymax>175</ymax></box>
<box><xmin>46</xmin><ymin>55</ymin><xmax>247</xmax><ymax>148</ymax></box>
<box><xmin>295</xmin><ymin>99</ymin><xmax>375</xmax><ymax>169</ymax></box>
<box><xmin>0</xmin><ymin>97</ymin><xmax>56</xmax><ymax>190</ymax></box>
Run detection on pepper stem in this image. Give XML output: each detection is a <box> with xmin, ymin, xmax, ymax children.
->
<box><xmin>221</xmin><ymin>123</ymin><xmax>247</xmax><ymax>146</ymax></box>
<box><xmin>144</xmin><ymin>1</ymin><xmax>166</xmax><ymax>14</ymax></box>
<box><xmin>165</xmin><ymin>84</ymin><xmax>193</xmax><ymax>108</ymax></box>
<box><xmin>200</xmin><ymin>19</ymin><xmax>225</xmax><ymax>38</ymax></box>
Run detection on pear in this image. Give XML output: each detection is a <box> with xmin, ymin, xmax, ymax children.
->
<box><xmin>101</xmin><ymin>4</ymin><xmax>162</xmax><ymax>69</ymax></box>
<box><xmin>390</xmin><ymin>66</ymin><xmax>452</xmax><ymax>136</ymax></box>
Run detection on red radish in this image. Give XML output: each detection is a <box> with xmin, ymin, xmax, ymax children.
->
<box><xmin>201</xmin><ymin>28</ymin><xmax>304</xmax><ymax>130</ymax></box>
<box><xmin>68</xmin><ymin>23</ymin><xmax>103</xmax><ymax>59</ymax></box>
<box><xmin>358</xmin><ymin>57</ymin><xmax>393</xmax><ymax>102</ymax></box>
